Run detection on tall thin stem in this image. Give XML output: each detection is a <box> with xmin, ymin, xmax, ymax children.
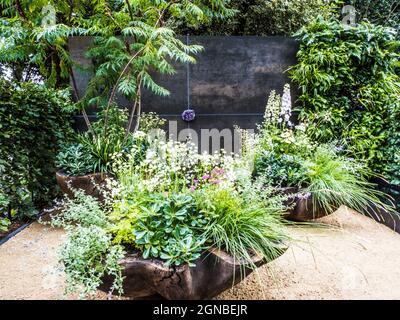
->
<box><xmin>125</xmin><ymin>0</ymin><xmax>134</xmax><ymax>21</ymax></box>
<box><xmin>70</xmin><ymin>67</ymin><xmax>93</xmax><ymax>132</ymax></box>
<box><xmin>124</xmin><ymin>73</ymin><xmax>143</xmax><ymax>140</ymax></box>
<box><xmin>15</xmin><ymin>0</ymin><xmax>28</xmax><ymax>22</ymax></box>
<box><xmin>133</xmin><ymin>80</ymin><xmax>142</xmax><ymax>133</ymax></box>
<box><xmin>104</xmin><ymin>0</ymin><xmax>176</xmax><ymax>134</ymax></box>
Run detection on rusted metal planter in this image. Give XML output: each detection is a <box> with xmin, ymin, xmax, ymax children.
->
<box><xmin>280</xmin><ymin>187</ymin><xmax>337</xmax><ymax>222</ymax></box>
<box><xmin>100</xmin><ymin>245</ymin><xmax>287</xmax><ymax>300</ymax></box>
<box><xmin>56</xmin><ymin>170</ymin><xmax>109</xmax><ymax>200</ymax></box>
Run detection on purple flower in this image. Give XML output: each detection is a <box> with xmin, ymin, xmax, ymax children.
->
<box><xmin>202</xmin><ymin>174</ymin><xmax>210</xmax><ymax>181</ymax></box>
<box><xmin>182</xmin><ymin>109</ymin><xmax>196</xmax><ymax>122</ymax></box>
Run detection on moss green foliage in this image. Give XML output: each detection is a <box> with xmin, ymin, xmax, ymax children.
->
<box><xmin>290</xmin><ymin>19</ymin><xmax>400</xmax><ymax>176</ymax></box>
<box><xmin>0</xmin><ymin>79</ymin><xmax>74</xmax><ymax>220</ymax></box>
<box><xmin>174</xmin><ymin>0</ymin><xmax>342</xmax><ymax>36</ymax></box>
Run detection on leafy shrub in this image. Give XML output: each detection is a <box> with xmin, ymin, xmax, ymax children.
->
<box><xmin>383</xmin><ymin>110</ymin><xmax>400</xmax><ymax>210</ymax></box>
<box><xmin>290</xmin><ymin>19</ymin><xmax>400</xmax><ymax>176</ymax></box>
<box><xmin>174</xmin><ymin>0</ymin><xmax>341</xmax><ymax>36</ymax></box>
<box><xmin>254</xmin><ymin>151</ymin><xmax>304</xmax><ymax>187</ymax></box>
<box><xmin>56</xmin><ymin>143</ymin><xmax>96</xmax><ymax>176</ymax></box>
<box><xmin>133</xmin><ymin>193</ymin><xmax>209</xmax><ymax>267</ymax></box>
<box><xmin>0</xmin><ymin>80</ymin><xmax>74</xmax><ymax>219</ymax></box>
<box><xmin>0</xmin><ymin>192</ymin><xmax>11</xmax><ymax>232</ymax></box>
<box><xmin>243</xmin><ymin>0</ymin><xmax>341</xmax><ymax>36</ymax></box>
<box><xmin>385</xmin><ymin>106</ymin><xmax>400</xmax><ymax>187</ymax></box>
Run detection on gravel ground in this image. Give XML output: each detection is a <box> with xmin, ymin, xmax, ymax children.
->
<box><xmin>1</xmin><ymin>206</ymin><xmax>400</xmax><ymax>300</ymax></box>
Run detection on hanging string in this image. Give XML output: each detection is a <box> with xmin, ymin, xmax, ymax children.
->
<box><xmin>186</xmin><ymin>33</ymin><xmax>190</xmax><ymax>111</ymax></box>
<box><xmin>181</xmin><ymin>34</ymin><xmax>195</xmax><ymax>124</ymax></box>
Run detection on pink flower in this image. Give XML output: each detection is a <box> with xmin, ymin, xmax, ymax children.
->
<box><xmin>210</xmin><ymin>179</ymin><xmax>221</xmax><ymax>185</ymax></box>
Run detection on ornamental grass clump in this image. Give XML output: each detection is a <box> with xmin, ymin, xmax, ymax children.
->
<box><xmin>298</xmin><ymin>145</ymin><xmax>393</xmax><ymax>218</ymax></box>
<box><xmin>194</xmin><ymin>178</ymin><xmax>288</xmax><ymax>271</ymax></box>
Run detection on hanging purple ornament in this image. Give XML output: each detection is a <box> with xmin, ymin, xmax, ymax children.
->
<box><xmin>182</xmin><ymin>109</ymin><xmax>196</xmax><ymax>122</ymax></box>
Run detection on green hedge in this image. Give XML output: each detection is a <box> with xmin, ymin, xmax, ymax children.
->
<box><xmin>173</xmin><ymin>0</ymin><xmax>341</xmax><ymax>36</ymax></box>
<box><xmin>0</xmin><ymin>80</ymin><xmax>74</xmax><ymax>220</ymax></box>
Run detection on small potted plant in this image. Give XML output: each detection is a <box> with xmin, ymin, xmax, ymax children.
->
<box><xmin>55</xmin><ymin>106</ymin><xmax>151</xmax><ymax>200</ymax></box>
<box><xmin>55</xmin><ymin>142</ymin><xmax>107</xmax><ymax>200</ymax></box>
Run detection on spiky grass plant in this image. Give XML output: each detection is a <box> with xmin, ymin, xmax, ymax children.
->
<box><xmin>194</xmin><ymin>181</ymin><xmax>289</xmax><ymax>273</ymax></box>
<box><xmin>299</xmin><ymin>145</ymin><xmax>396</xmax><ymax>219</ymax></box>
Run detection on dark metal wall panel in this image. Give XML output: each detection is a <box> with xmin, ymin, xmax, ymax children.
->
<box><xmin>69</xmin><ymin>36</ymin><xmax>299</xmax><ymax>141</ymax></box>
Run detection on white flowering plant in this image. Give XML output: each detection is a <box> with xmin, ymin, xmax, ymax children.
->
<box><xmin>254</xmin><ymin>84</ymin><xmax>315</xmax><ymax>187</ymax></box>
<box><xmin>103</xmin><ymin>134</ymin><xmax>288</xmax><ymax>278</ymax></box>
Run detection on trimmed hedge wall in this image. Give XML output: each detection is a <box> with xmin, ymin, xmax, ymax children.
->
<box><xmin>0</xmin><ymin>80</ymin><xmax>74</xmax><ymax>219</ymax></box>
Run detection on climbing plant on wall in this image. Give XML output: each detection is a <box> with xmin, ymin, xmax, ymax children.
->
<box><xmin>290</xmin><ymin>18</ymin><xmax>400</xmax><ymax>182</ymax></box>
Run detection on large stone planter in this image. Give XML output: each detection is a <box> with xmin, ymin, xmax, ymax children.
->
<box><xmin>100</xmin><ymin>245</ymin><xmax>287</xmax><ymax>300</ymax></box>
<box><xmin>280</xmin><ymin>187</ymin><xmax>337</xmax><ymax>222</ymax></box>
<box><xmin>56</xmin><ymin>170</ymin><xmax>109</xmax><ymax>200</ymax></box>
